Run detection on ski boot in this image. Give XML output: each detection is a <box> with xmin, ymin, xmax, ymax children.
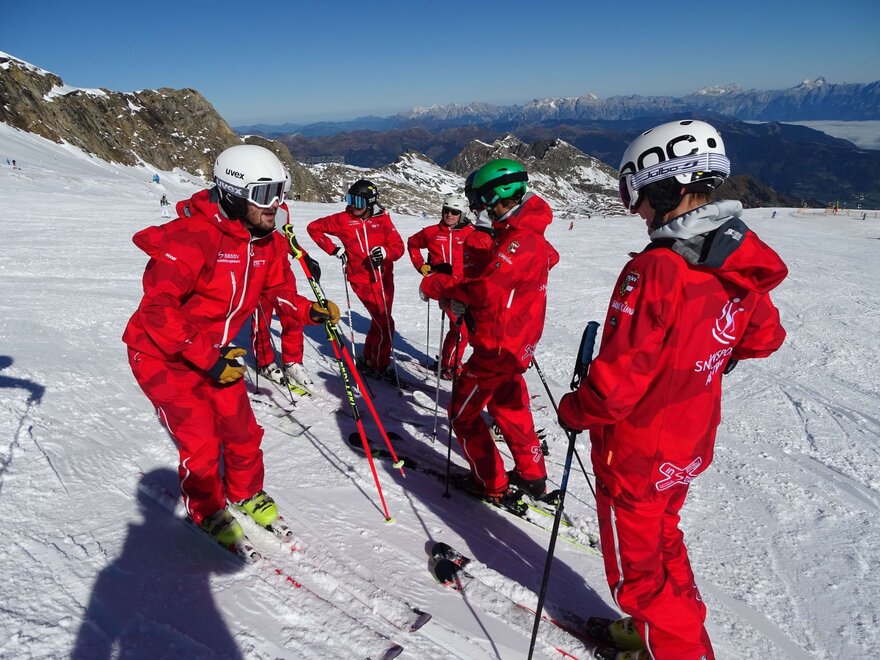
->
<box><xmin>284</xmin><ymin>362</ymin><xmax>313</xmax><ymax>387</ymax></box>
<box><xmin>258</xmin><ymin>364</ymin><xmax>287</xmax><ymax>385</ymax></box>
<box><xmin>507</xmin><ymin>470</ymin><xmax>547</xmax><ymax>499</ymax></box>
<box><xmin>233</xmin><ymin>490</ymin><xmax>279</xmax><ymax>528</ymax></box>
<box><xmin>586</xmin><ymin>616</ymin><xmax>645</xmax><ymax>651</ymax></box>
<box><xmin>200</xmin><ymin>508</ymin><xmax>245</xmax><ymax>547</ymax></box>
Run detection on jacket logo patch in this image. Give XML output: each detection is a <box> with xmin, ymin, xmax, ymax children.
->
<box><xmin>655</xmin><ymin>457</ymin><xmax>703</xmax><ymax>491</ymax></box>
<box><xmin>712</xmin><ymin>298</ymin><xmax>743</xmax><ymax>345</ymax></box>
<box><xmin>618</xmin><ymin>270</ymin><xmax>639</xmax><ymax>298</ymax></box>
<box><xmin>506</xmin><ymin>240</ymin><xmax>520</xmax><ymax>254</ymax></box>
<box><xmin>217</xmin><ymin>251</ymin><xmax>241</xmax><ymax>264</ymax></box>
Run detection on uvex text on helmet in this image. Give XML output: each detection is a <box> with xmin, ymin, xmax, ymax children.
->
<box><xmin>473</xmin><ymin>159</ymin><xmax>528</xmax><ymax>206</ymax></box>
<box><xmin>617</xmin><ymin>120</ymin><xmax>730</xmax><ymax>212</ymax></box>
<box><xmin>213</xmin><ymin>145</ymin><xmax>287</xmax><ymax>218</ymax></box>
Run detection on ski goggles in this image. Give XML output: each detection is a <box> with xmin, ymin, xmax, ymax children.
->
<box><xmin>442</xmin><ymin>206</ymin><xmax>463</xmax><ymax>216</ymax></box>
<box><xmin>346</xmin><ymin>193</ymin><xmax>371</xmax><ymax>209</ymax></box>
<box><xmin>215</xmin><ymin>178</ymin><xmax>286</xmax><ymax>208</ymax></box>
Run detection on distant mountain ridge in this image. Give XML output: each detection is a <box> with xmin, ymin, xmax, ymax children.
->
<box><xmin>237</xmin><ymin>77</ymin><xmax>880</xmax><ymax>136</ymax></box>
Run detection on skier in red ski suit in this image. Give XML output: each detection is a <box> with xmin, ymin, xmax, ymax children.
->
<box><xmin>307</xmin><ymin>179</ymin><xmax>404</xmax><ymax>375</ymax></box>
<box><xmin>407</xmin><ymin>194</ymin><xmax>474</xmax><ymax>378</ymax></box>
<box><xmin>123</xmin><ymin>146</ymin><xmax>339</xmax><ymax>542</ymax></box>
<box><xmin>421</xmin><ymin>159</ymin><xmax>559</xmax><ymax>501</ymax></box>
<box><xmin>250</xmin><ymin>201</ymin><xmax>322</xmax><ymax>390</ymax></box>
<box><xmin>558</xmin><ymin>121</ymin><xmax>788</xmax><ymax>660</ymax></box>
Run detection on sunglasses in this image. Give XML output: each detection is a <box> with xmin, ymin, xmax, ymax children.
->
<box><xmin>346</xmin><ymin>193</ymin><xmax>369</xmax><ymax>209</ymax></box>
<box><xmin>442</xmin><ymin>207</ymin><xmax>463</xmax><ymax>216</ymax></box>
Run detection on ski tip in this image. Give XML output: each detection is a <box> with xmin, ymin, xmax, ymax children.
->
<box><xmin>431</xmin><ymin>541</ymin><xmax>453</xmax><ymax>559</ymax></box>
<box><xmin>377</xmin><ymin>643</ymin><xmax>405</xmax><ymax>660</ymax></box>
<box><xmin>409</xmin><ymin>608</ymin><xmax>433</xmax><ymax>632</ymax></box>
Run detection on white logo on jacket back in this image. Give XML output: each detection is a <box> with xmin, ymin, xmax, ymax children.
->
<box><xmin>712</xmin><ymin>298</ymin><xmax>743</xmax><ymax>345</ymax></box>
<box><xmin>655</xmin><ymin>457</ymin><xmax>703</xmax><ymax>491</ymax></box>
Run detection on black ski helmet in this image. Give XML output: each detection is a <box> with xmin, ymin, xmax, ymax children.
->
<box><xmin>464</xmin><ymin>170</ymin><xmax>484</xmax><ymax>210</ymax></box>
<box><xmin>346</xmin><ymin>179</ymin><xmax>379</xmax><ymax>209</ymax></box>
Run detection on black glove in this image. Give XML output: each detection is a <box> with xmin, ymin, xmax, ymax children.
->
<box><xmin>206</xmin><ymin>347</ymin><xmax>247</xmax><ymax>384</ymax></box>
<box><xmin>310</xmin><ymin>300</ymin><xmax>341</xmax><ymax>324</ymax></box>
<box><xmin>431</xmin><ymin>262</ymin><xmax>453</xmax><ymax>275</ymax></box>
<box><xmin>305</xmin><ymin>253</ymin><xmax>322</xmax><ymax>282</ymax></box>
<box><xmin>370</xmin><ymin>246</ymin><xmax>386</xmax><ymax>266</ymax></box>
<box><xmin>723</xmin><ymin>358</ymin><xmax>738</xmax><ymax>375</ymax></box>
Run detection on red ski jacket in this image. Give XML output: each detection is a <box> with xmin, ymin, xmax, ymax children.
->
<box><xmin>421</xmin><ymin>193</ymin><xmax>558</xmax><ymax>375</ymax></box>
<box><xmin>558</xmin><ymin>201</ymin><xmax>787</xmax><ymax>500</ymax></box>
<box><xmin>307</xmin><ymin>207</ymin><xmax>404</xmax><ymax>284</ymax></box>
<box><xmin>407</xmin><ymin>221</ymin><xmax>475</xmax><ymax>279</ymax></box>
<box><xmin>123</xmin><ymin>189</ymin><xmax>312</xmax><ymax>372</ymax></box>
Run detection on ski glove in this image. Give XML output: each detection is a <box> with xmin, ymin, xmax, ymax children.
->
<box><xmin>332</xmin><ymin>246</ymin><xmax>347</xmax><ymax>265</ymax></box>
<box><xmin>431</xmin><ymin>262</ymin><xmax>453</xmax><ymax>275</ymax></box>
<box><xmin>370</xmin><ymin>246</ymin><xmax>386</xmax><ymax>265</ymax></box>
<box><xmin>418</xmin><ymin>264</ymin><xmax>431</xmax><ymax>276</ymax></box>
<box><xmin>723</xmin><ymin>358</ymin><xmax>738</xmax><ymax>375</ymax></box>
<box><xmin>304</xmin><ymin>253</ymin><xmax>322</xmax><ymax>282</ymax></box>
<box><xmin>310</xmin><ymin>300</ymin><xmax>341</xmax><ymax>325</ymax></box>
<box><xmin>207</xmin><ymin>347</ymin><xmax>247</xmax><ymax>384</ymax></box>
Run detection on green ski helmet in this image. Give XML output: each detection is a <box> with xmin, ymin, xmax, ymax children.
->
<box><xmin>473</xmin><ymin>158</ymin><xmax>528</xmax><ymax>206</ymax></box>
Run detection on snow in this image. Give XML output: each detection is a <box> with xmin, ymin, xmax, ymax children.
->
<box><xmin>1</xmin><ymin>121</ymin><xmax>879</xmax><ymax>659</ymax></box>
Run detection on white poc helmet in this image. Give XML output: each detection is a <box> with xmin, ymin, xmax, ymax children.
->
<box><xmin>213</xmin><ymin>145</ymin><xmax>287</xmax><ymax>218</ymax></box>
<box><xmin>442</xmin><ymin>194</ymin><xmax>469</xmax><ymax>215</ymax></box>
<box><xmin>618</xmin><ymin>119</ymin><xmax>730</xmax><ymax>213</ymax></box>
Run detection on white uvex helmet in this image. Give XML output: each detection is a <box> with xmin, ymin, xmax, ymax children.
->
<box><xmin>213</xmin><ymin>144</ymin><xmax>287</xmax><ymax>219</ymax></box>
<box><xmin>441</xmin><ymin>194</ymin><xmax>469</xmax><ymax>215</ymax></box>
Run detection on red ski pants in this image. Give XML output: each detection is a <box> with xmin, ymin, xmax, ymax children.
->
<box><xmin>440</xmin><ymin>310</ymin><xmax>469</xmax><ymax>372</ymax></box>
<box><xmin>251</xmin><ymin>293</ymin><xmax>305</xmax><ymax>369</ymax></box>
<box><xmin>595</xmin><ymin>481</ymin><xmax>714</xmax><ymax>660</ymax></box>
<box><xmin>449</xmin><ymin>367</ymin><xmax>546</xmax><ymax>493</ymax></box>
<box><xmin>129</xmin><ymin>350</ymin><xmax>265</xmax><ymax>525</ymax></box>
<box><xmin>350</xmin><ymin>274</ymin><xmax>395</xmax><ymax>371</ymax></box>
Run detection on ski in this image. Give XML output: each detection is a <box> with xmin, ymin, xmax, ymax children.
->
<box><xmin>138</xmin><ymin>477</ymin><xmax>405</xmax><ymax>658</ymax></box>
<box><xmin>385</xmin><ymin>404</ymin><xmax>429</xmax><ymax>427</ymax></box>
<box><xmin>429</xmin><ymin>553</ymin><xmax>599</xmax><ymax>658</ymax></box>
<box><xmin>234</xmin><ymin>510</ymin><xmax>432</xmax><ymax>634</ymax></box>
<box><xmin>345</xmin><ymin>434</ymin><xmax>600</xmax><ymax>556</ymax></box>
<box><xmin>430</xmin><ymin>542</ymin><xmax>624</xmax><ymax>655</ymax></box>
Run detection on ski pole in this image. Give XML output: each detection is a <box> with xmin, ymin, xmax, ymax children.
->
<box><xmin>283</xmin><ymin>226</ymin><xmax>404</xmax><ymax>470</ymax></box>
<box><xmin>530</xmin><ymin>356</ymin><xmax>596</xmax><ymax>499</ymax></box>
<box><xmin>341</xmin><ymin>261</ymin><xmax>357</xmax><ymax>358</ymax></box>
<box><xmin>282</xmin><ymin>225</ymin><xmax>402</xmax><ymax>521</ymax></box>
<box><xmin>430</xmin><ymin>312</ymin><xmax>446</xmax><ymax>441</ymax></box>
<box><xmin>527</xmin><ymin>321</ymin><xmax>600</xmax><ymax>660</ymax></box>
<box><xmin>442</xmin><ymin>317</ymin><xmax>464</xmax><ymax>498</ymax></box>
<box><xmin>375</xmin><ymin>262</ymin><xmax>402</xmax><ymax>390</ymax></box>
<box><xmin>425</xmin><ymin>298</ymin><xmax>431</xmax><ymax>369</ymax></box>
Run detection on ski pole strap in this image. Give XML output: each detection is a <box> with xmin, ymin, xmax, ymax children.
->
<box><xmin>570</xmin><ymin>321</ymin><xmax>600</xmax><ymax>391</ymax></box>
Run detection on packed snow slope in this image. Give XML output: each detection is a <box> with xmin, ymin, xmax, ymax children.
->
<box><xmin>1</xmin><ymin>123</ymin><xmax>878</xmax><ymax>659</ymax></box>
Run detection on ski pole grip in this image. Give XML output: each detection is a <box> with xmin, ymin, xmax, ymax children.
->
<box><xmin>570</xmin><ymin>321</ymin><xmax>600</xmax><ymax>391</ymax></box>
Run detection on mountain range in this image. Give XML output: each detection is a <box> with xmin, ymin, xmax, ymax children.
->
<box><xmin>2</xmin><ymin>48</ymin><xmax>876</xmax><ymax>209</ymax></box>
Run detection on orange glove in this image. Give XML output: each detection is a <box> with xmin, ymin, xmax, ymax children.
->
<box><xmin>207</xmin><ymin>347</ymin><xmax>247</xmax><ymax>384</ymax></box>
<box><xmin>310</xmin><ymin>300</ymin><xmax>341</xmax><ymax>324</ymax></box>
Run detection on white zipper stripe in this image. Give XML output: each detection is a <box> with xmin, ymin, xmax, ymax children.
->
<box><xmin>221</xmin><ymin>242</ymin><xmax>253</xmax><ymax>345</ymax></box>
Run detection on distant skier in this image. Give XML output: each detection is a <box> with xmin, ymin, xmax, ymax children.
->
<box><xmin>771</xmin><ymin>210</ymin><xmax>777</xmax><ymax>219</ymax></box>
<box><xmin>559</xmin><ymin>120</ymin><xmax>788</xmax><ymax>660</ymax></box>
<box><xmin>407</xmin><ymin>194</ymin><xmax>473</xmax><ymax>379</ymax></box>
<box><xmin>307</xmin><ymin>179</ymin><xmax>404</xmax><ymax>379</ymax></box>
<box><xmin>159</xmin><ymin>194</ymin><xmax>171</xmax><ymax>218</ymax></box>
<box><xmin>568</xmin><ymin>221</ymin><xmax>574</xmax><ymax>230</ymax></box>
<box><xmin>123</xmin><ymin>145</ymin><xmax>339</xmax><ymax>548</ymax></box>
<box><xmin>421</xmin><ymin>159</ymin><xmax>559</xmax><ymax>503</ymax></box>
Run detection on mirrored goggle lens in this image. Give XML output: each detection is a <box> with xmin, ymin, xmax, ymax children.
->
<box><xmin>346</xmin><ymin>193</ymin><xmax>368</xmax><ymax>209</ymax></box>
<box><xmin>442</xmin><ymin>206</ymin><xmax>462</xmax><ymax>216</ymax></box>
<box><xmin>619</xmin><ymin>175</ymin><xmax>640</xmax><ymax>212</ymax></box>
<box><xmin>248</xmin><ymin>181</ymin><xmax>285</xmax><ymax>207</ymax></box>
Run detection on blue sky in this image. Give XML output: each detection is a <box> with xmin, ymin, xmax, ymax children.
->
<box><xmin>3</xmin><ymin>0</ymin><xmax>879</xmax><ymax>126</ymax></box>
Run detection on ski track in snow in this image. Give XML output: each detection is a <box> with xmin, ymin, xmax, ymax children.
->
<box><xmin>1</xmin><ymin>125</ymin><xmax>879</xmax><ymax>658</ymax></box>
